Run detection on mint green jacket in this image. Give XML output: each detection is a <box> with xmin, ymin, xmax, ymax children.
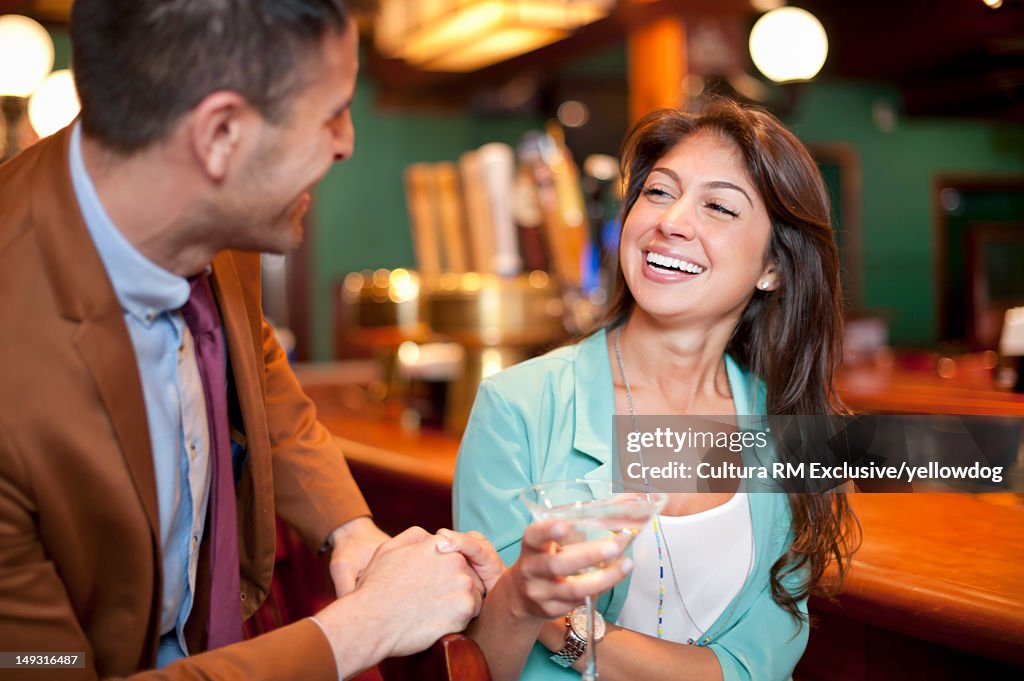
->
<box><xmin>453</xmin><ymin>328</ymin><xmax>808</xmax><ymax>681</ymax></box>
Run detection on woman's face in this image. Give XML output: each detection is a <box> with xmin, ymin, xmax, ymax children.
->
<box><xmin>619</xmin><ymin>130</ymin><xmax>777</xmax><ymax>327</ymax></box>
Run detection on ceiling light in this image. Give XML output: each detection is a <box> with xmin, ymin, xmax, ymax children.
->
<box><xmin>749</xmin><ymin>7</ymin><xmax>828</xmax><ymax>83</ymax></box>
<box><xmin>376</xmin><ymin>0</ymin><xmax>614</xmax><ymax>72</ymax></box>
<box><xmin>28</xmin><ymin>69</ymin><xmax>79</xmax><ymax>138</ymax></box>
<box><xmin>0</xmin><ymin>14</ymin><xmax>54</xmax><ymax>97</ymax></box>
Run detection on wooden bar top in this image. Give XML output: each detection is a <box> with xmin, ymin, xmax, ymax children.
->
<box><xmin>297</xmin><ymin>363</ymin><xmax>458</xmax><ymax>486</ymax></box>
<box><xmin>825</xmin><ymin>493</ymin><xmax>1024</xmax><ymax>665</ymax></box>
<box><xmin>295</xmin><ymin>362</ymin><xmax>1024</xmax><ymax>665</ymax></box>
<box><xmin>836</xmin><ymin>359</ymin><xmax>1024</xmax><ymax>416</ymax></box>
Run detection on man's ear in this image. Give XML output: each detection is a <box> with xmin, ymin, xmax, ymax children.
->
<box><xmin>187</xmin><ymin>91</ymin><xmax>249</xmax><ymax>181</ymax></box>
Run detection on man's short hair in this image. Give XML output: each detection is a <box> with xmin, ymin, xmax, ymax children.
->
<box><xmin>71</xmin><ymin>0</ymin><xmax>377</xmax><ymax>154</ymax></box>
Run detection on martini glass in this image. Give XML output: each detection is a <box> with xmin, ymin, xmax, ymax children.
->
<box><xmin>519</xmin><ymin>479</ymin><xmax>667</xmax><ymax>681</ymax></box>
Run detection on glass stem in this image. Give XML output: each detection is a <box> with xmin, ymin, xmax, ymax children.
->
<box><xmin>583</xmin><ymin>594</ymin><xmax>598</xmax><ymax>681</ymax></box>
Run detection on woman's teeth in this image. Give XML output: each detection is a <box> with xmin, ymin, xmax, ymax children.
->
<box><xmin>646</xmin><ymin>251</ymin><xmax>705</xmax><ymax>274</ymax></box>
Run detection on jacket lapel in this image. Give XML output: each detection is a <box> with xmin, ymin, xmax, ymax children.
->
<box><xmin>209</xmin><ymin>251</ymin><xmax>275</xmax><ymax>607</ymax></box>
<box><xmin>30</xmin><ymin>127</ymin><xmax>160</xmax><ymax>538</ymax></box>
<box><xmin>573</xmin><ymin>328</ymin><xmax>615</xmax><ymax>477</ymax></box>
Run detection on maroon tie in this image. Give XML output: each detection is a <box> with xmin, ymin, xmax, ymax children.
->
<box><xmin>181</xmin><ymin>273</ymin><xmax>243</xmax><ymax>649</ymax></box>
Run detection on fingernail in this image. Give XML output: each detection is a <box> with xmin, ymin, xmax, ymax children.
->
<box><xmin>602</xmin><ymin>542</ymin><xmax>620</xmax><ymax>560</ymax></box>
<box><xmin>436</xmin><ymin>541</ymin><xmax>454</xmax><ymax>553</ymax></box>
<box><xmin>621</xmin><ymin>558</ymin><xmax>634</xmax><ymax>574</ymax></box>
<box><xmin>550</xmin><ymin>523</ymin><xmax>568</xmax><ymax>539</ymax></box>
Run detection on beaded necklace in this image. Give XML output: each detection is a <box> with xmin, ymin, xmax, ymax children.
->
<box><xmin>613</xmin><ymin>327</ymin><xmax>754</xmax><ymax>645</ymax></box>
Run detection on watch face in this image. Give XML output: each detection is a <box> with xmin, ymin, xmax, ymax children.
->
<box><xmin>569</xmin><ymin>606</ymin><xmax>605</xmax><ymax>642</ymax></box>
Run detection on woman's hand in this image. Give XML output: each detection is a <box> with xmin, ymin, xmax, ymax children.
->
<box><xmin>435</xmin><ymin>528</ymin><xmax>506</xmax><ymax>594</ymax></box>
<box><xmin>503</xmin><ymin>519</ymin><xmax>633</xmax><ymax>620</ymax></box>
<box><xmin>451</xmin><ymin>520</ymin><xmax>634</xmax><ymax>681</ymax></box>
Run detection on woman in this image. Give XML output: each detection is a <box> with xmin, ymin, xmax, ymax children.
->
<box><xmin>450</xmin><ymin>99</ymin><xmax>859</xmax><ymax>681</ymax></box>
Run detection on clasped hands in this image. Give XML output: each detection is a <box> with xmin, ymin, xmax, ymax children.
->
<box><xmin>327</xmin><ymin>515</ymin><xmax>633</xmax><ymax>618</ymax></box>
<box><xmin>315</xmin><ymin>520</ymin><xmax>500</xmax><ymax>675</ymax></box>
<box><xmin>327</xmin><ymin>518</ymin><xmax>502</xmax><ymax>602</ymax></box>
<box><xmin>316</xmin><ymin>516</ymin><xmax>631</xmax><ymax>677</ymax></box>
<box><xmin>428</xmin><ymin>519</ymin><xmax>634</xmax><ymax>623</ymax></box>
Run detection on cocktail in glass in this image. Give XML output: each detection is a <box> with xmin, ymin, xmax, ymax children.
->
<box><xmin>519</xmin><ymin>479</ymin><xmax>667</xmax><ymax>681</ymax></box>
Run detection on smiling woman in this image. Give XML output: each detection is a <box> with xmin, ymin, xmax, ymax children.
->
<box><xmin>454</xmin><ymin>98</ymin><xmax>858</xmax><ymax>681</ymax></box>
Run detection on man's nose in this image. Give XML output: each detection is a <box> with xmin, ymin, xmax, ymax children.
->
<box><xmin>333</xmin><ymin>112</ymin><xmax>354</xmax><ymax>162</ymax></box>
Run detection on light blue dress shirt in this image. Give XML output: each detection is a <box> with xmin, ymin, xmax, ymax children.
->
<box><xmin>69</xmin><ymin>123</ymin><xmax>212</xmax><ymax>666</ymax></box>
<box><xmin>454</xmin><ymin>328</ymin><xmax>808</xmax><ymax>681</ymax></box>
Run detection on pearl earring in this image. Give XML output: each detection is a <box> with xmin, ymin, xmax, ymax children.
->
<box><xmin>760</xmin><ymin>281</ymin><xmax>770</xmax><ymax>290</ymax></box>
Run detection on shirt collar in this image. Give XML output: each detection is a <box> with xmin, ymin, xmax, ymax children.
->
<box><xmin>69</xmin><ymin>122</ymin><xmax>190</xmax><ymax>325</ymax></box>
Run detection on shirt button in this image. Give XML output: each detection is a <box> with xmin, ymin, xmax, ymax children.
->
<box><xmin>189</xmin><ymin>443</ymin><xmax>197</xmax><ymax>461</ymax></box>
<box><xmin>191</xmin><ymin>535</ymin><xmax>198</xmax><ymax>552</ymax></box>
<box><xmin>239</xmin><ymin>592</ymin><xmax>247</xmax><ymax>602</ymax></box>
<box><xmin>145</xmin><ymin>308</ymin><xmax>157</xmax><ymax>322</ymax></box>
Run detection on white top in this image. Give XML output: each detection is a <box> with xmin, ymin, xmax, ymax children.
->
<box><xmin>617</xmin><ymin>492</ymin><xmax>754</xmax><ymax>643</ymax></box>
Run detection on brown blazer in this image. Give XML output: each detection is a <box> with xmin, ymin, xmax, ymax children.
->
<box><xmin>0</xmin><ymin>127</ymin><xmax>371</xmax><ymax>679</ymax></box>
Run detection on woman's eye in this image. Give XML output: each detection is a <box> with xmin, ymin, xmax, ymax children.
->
<box><xmin>642</xmin><ymin>186</ymin><xmax>674</xmax><ymax>200</ymax></box>
<box><xmin>706</xmin><ymin>201</ymin><xmax>739</xmax><ymax>218</ymax></box>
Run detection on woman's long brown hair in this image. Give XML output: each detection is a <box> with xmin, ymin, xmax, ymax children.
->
<box><xmin>603</xmin><ymin>99</ymin><xmax>860</xmax><ymax>622</ymax></box>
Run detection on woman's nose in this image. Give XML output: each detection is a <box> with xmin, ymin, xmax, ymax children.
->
<box><xmin>656</xmin><ymin>200</ymin><xmax>695</xmax><ymax>240</ymax></box>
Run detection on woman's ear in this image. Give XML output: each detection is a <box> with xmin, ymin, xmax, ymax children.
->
<box><xmin>756</xmin><ymin>264</ymin><xmax>780</xmax><ymax>292</ymax></box>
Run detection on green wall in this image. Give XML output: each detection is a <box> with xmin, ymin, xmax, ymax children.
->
<box><xmin>786</xmin><ymin>82</ymin><xmax>1024</xmax><ymax>346</ymax></box>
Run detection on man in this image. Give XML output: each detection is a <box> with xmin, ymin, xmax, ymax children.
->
<box><xmin>0</xmin><ymin>1</ymin><xmax>492</xmax><ymax>679</ymax></box>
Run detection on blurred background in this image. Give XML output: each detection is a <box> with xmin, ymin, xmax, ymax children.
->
<box><xmin>3</xmin><ymin>0</ymin><xmax>1022</xmax><ymax>363</ymax></box>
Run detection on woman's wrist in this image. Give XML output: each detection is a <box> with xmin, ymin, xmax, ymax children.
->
<box><xmin>538</xmin><ymin>616</ymin><xmax>567</xmax><ymax>652</ymax></box>
<box><xmin>491</xmin><ymin>563</ymin><xmax>545</xmax><ymax>623</ymax></box>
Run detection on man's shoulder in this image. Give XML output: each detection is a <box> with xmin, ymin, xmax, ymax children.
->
<box><xmin>0</xmin><ymin>152</ymin><xmax>51</xmax><ymax>295</ymax></box>
<box><xmin>0</xmin><ymin>144</ymin><xmax>43</xmax><ymax>257</ymax></box>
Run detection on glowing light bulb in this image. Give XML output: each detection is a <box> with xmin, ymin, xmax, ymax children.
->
<box><xmin>0</xmin><ymin>15</ymin><xmax>54</xmax><ymax>97</ymax></box>
<box><xmin>749</xmin><ymin>7</ymin><xmax>828</xmax><ymax>83</ymax></box>
<box><xmin>28</xmin><ymin>69</ymin><xmax>80</xmax><ymax>138</ymax></box>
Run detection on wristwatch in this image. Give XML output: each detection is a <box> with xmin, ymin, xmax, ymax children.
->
<box><xmin>549</xmin><ymin>605</ymin><xmax>606</xmax><ymax>668</ymax></box>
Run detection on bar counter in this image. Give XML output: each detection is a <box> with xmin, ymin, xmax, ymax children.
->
<box><xmin>835</xmin><ymin>358</ymin><xmax>1024</xmax><ymax>416</ymax></box>
<box><xmin>295</xmin><ymin>362</ymin><xmax>1024</xmax><ymax>677</ymax></box>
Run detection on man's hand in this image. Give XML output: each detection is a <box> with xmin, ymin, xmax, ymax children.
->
<box><xmin>313</xmin><ymin>526</ymin><xmax>485</xmax><ymax>678</ymax></box>
<box><xmin>327</xmin><ymin>516</ymin><xmax>389</xmax><ymax>596</ymax></box>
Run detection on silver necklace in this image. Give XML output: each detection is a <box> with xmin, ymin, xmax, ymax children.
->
<box><xmin>612</xmin><ymin>326</ymin><xmax>754</xmax><ymax>646</ymax></box>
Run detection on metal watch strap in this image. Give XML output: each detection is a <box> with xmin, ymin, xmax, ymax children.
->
<box><xmin>549</xmin><ymin>628</ymin><xmax>587</xmax><ymax>668</ymax></box>
<box><xmin>550</xmin><ymin>609</ymin><xmax>588</xmax><ymax>669</ymax></box>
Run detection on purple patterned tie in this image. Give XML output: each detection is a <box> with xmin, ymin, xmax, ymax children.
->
<box><xmin>181</xmin><ymin>273</ymin><xmax>243</xmax><ymax>649</ymax></box>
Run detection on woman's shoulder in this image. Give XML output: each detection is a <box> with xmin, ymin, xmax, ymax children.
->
<box><xmin>480</xmin><ymin>330</ymin><xmax>607</xmax><ymax>399</ymax></box>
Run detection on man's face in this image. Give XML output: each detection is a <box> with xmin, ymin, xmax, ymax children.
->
<box><xmin>220</xmin><ymin>19</ymin><xmax>359</xmax><ymax>254</ymax></box>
